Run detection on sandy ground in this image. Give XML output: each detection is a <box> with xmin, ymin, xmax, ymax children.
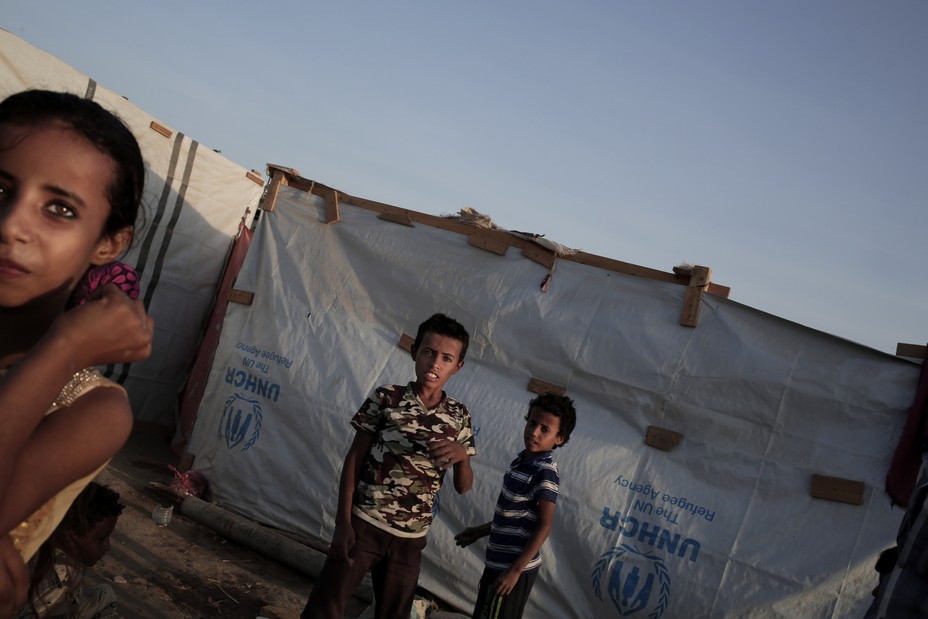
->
<box><xmin>85</xmin><ymin>423</ymin><xmax>371</xmax><ymax>619</ymax></box>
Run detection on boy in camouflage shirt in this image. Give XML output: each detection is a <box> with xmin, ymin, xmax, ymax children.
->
<box><xmin>302</xmin><ymin>313</ymin><xmax>476</xmax><ymax>619</ymax></box>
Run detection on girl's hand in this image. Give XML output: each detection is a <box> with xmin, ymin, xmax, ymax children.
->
<box><xmin>50</xmin><ymin>284</ymin><xmax>154</xmax><ymax>368</ymax></box>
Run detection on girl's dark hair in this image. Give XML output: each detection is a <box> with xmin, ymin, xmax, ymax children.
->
<box><xmin>412</xmin><ymin>313</ymin><xmax>470</xmax><ymax>362</ymax></box>
<box><xmin>527</xmin><ymin>393</ymin><xmax>577</xmax><ymax>448</ymax></box>
<box><xmin>0</xmin><ymin>89</ymin><xmax>145</xmax><ymax>236</ymax></box>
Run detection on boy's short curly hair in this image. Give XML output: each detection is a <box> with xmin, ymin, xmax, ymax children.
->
<box><xmin>412</xmin><ymin>313</ymin><xmax>470</xmax><ymax>362</ymax></box>
<box><xmin>30</xmin><ymin>482</ymin><xmax>125</xmax><ymax>607</ymax></box>
<box><xmin>60</xmin><ymin>481</ymin><xmax>125</xmax><ymax>537</ymax></box>
<box><xmin>528</xmin><ymin>393</ymin><xmax>577</xmax><ymax>448</ymax></box>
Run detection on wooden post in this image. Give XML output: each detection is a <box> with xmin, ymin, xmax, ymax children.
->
<box><xmin>320</xmin><ymin>186</ymin><xmax>340</xmax><ymax>224</ymax></box>
<box><xmin>680</xmin><ymin>265</ymin><xmax>712</xmax><ymax>328</ymax></box>
<box><xmin>261</xmin><ymin>170</ymin><xmax>288</xmax><ymax>213</ymax></box>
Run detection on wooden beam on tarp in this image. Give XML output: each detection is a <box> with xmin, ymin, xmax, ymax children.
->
<box><xmin>379</xmin><ymin>212</ymin><xmax>415</xmax><ymax>227</ymax></box>
<box><xmin>259</xmin><ymin>168</ymin><xmax>732</xmax><ymax>298</ymax></box>
<box><xmin>398</xmin><ymin>333</ymin><xmax>415</xmax><ymax>353</ymax></box>
<box><xmin>319</xmin><ymin>185</ymin><xmax>340</xmax><ymax>224</ymax></box>
<box><xmin>527</xmin><ymin>378</ymin><xmax>566</xmax><ymax>396</ymax></box>
<box><xmin>259</xmin><ymin>166</ymin><xmax>296</xmax><ymax>213</ymax></box>
<box><xmin>678</xmin><ymin>265</ymin><xmax>712</xmax><ymax>328</ymax></box>
<box><xmin>468</xmin><ymin>229</ymin><xmax>509</xmax><ymax>255</ymax></box>
<box><xmin>810</xmin><ymin>474</ymin><xmax>865</xmax><ymax>506</ymax></box>
<box><xmin>150</xmin><ymin>120</ymin><xmax>173</xmax><ymax>138</ymax></box>
<box><xmin>228</xmin><ymin>289</ymin><xmax>254</xmax><ymax>306</ymax></box>
<box><xmin>896</xmin><ymin>343</ymin><xmax>927</xmax><ymax>360</ymax></box>
<box><xmin>645</xmin><ymin>426</ymin><xmax>684</xmax><ymax>451</ymax></box>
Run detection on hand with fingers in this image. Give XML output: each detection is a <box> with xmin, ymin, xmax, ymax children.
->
<box><xmin>49</xmin><ymin>284</ymin><xmax>154</xmax><ymax>368</ymax></box>
<box><xmin>454</xmin><ymin>523</ymin><xmax>490</xmax><ymax>548</ymax></box>
<box><xmin>330</xmin><ymin>520</ymin><xmax>356</xmax><ymax>566</ymax></box>
<box><xmin>428</xmin><ymin>439</ymin><xmax>466</xmax><ymax>471</ymax></box>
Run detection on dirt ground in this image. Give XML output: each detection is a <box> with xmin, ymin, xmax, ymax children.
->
<box><xmin>87</xmin><ymin>423</ymin><xmax>372</xmax><ymax>619</ymax></box>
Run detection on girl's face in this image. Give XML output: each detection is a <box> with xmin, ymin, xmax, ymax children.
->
<box><xmin>0</xmin><ymin>122</ymin><xmax>128</xmax><ymax>309</ymax></box>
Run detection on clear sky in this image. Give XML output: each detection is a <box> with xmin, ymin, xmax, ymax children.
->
<box><xmin>5</xmin><ymin>2</ymin><xmax>926</xmax><ymax>354</ymax></box>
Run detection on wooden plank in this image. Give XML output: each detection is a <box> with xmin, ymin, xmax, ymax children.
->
<box><xmin>398</xmin><ymin>333</ymin><xmax>415</xmax><ymax>353</ymax></box>
<box><xmin>520</xmin><ymin>245</ymin><xmax>556</xmax><ymax>269</ymax></box>
<box><xmin>228</xmin><ymin>289</ymin><xmax>254</xmax><ymax>306</ymax></box>
<box><xmin>810</xmin><ymin>474</ymin><xmax>865</xmax><ymax>506</ymax></box>
<box><xmin>321</xmin><ymin>186</ymin><xmax>340</xmax><ymax>224</ymax></box>
<box><xmin>149</xmin><ymin>121</ymin><xmax>173</xmax><ymax>138</ymax></box>
<box><xmin>527</xmin><ymin>378</ymin><xmax>566</xmax><ymax>396</ymax></box>
<box><xmin>266</xmin><ymin>163</ymin><xmax>301</xmax><ymax>178</ymax></box>
<box><xmin>568</xmin><ymin>251</ymin><xmax>681</xmax><ymax>285</ymax></box>
<box><xmin>265</xmin><ymin>174</ymin><xmax>733</xmax><ymax>292</ymax></box>
<box><xmin>645</xmin><ymin>426</ymin><xmax>683</xmax><ymax>451</ymax></box>
<box><xmin>260</xmin><ymin>171</ymin><xmax>287</xmax><ymax>213</ymax></box>
<box><xmin>245</xmin><ymin>170</ymin><xmax>264</xmax><ymax>186</ymax></box>
<box><xmin>284</xmin><ymin>175</ymin><xmax>320</xmax><ymax>194</ymax></box>
<box><xmin>896</xmin><ymin>343</ymin><xmax>927</xmax><ymax>359</ymax></box>
<box><xmin>378</xmin><ymin>212</ymin><xmax>415</xmax><ymax>227</ymax></box>
<box><xmin>680</xmin><ymin>265</ymin><xmax>711</xmax><ymax>328</ymax></box>
<box><xmin>468</xmin><ymin>229</ymin><xmax>509</xmax><ymax>256</ymax></box>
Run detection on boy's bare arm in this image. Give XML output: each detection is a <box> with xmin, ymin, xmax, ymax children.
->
<box><xmin>493</xmin><ymin>499</ymin><xmax>557</xmax><ymax>596</ymax></box>
<box><xmin>452</xmin><ymin>452</ymin><xmax>473</xmax><ymax>493</ymax></box>
<box><xmin>337</xmin><ymin>430</ymin><xmax>374</xmax><ymax>522</ymax></box>
<box><xmin>330</xmin><ymin>430</ymin><xmax>375</xmax><ymax>564</ymax></box>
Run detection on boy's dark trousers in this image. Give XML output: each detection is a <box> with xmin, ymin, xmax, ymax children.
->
<box><xmin>472</xmin><ymin>567</ymin><xmax>538</xmax><ymax>619</ymax></box>
<box><xmin>301</xmin><ymin>515</ymin><xmax>427</xmax><ymax>619</ymax></box>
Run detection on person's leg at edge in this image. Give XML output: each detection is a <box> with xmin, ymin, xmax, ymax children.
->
<box><xmin>369</xmin><ymin>532</ymin><xmax>427</xmax><ymax>619</ymax></box>
<box><xmin>471</xmin><ymin>569</ymin><xmax>537</xmax><ymax>619</ymax></box>
<box><xmin>301</xmin><ymin>516</ymin><xmax>386</xmax><ymax>619</ymax></box>
<box><xmin>74</xmin><ymin>584</ymin><xmax>118</xmax><ymax>618</ymax></box>
<box><xmin>471</xmin><ymin>568</ymin><xmax>497</xmax><ymax>619</ymax></box>
<box><xmin>506</xmin><ymin>570</ymin><xmax>537</xmax><ymax>619</ymax></box>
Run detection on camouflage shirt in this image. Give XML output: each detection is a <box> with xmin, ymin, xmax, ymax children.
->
<box><xmin>351</xmin><ymin>382</ymin><xmax>476</xmax><ymax>538</ymax></box>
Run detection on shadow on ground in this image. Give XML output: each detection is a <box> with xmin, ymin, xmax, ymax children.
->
<box><xmin>90</xmin><ymin>423</ymin><xmax>370</xmax><ymax>619</ymax></box>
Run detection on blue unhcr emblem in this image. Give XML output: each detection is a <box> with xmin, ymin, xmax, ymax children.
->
<box><xmin>591</xmin><ymin>544</ymin><xmax>670</xmax><ymax>618</ymax></box>
<box><xmin>219</xmin><ymin>392</ymin><xmax>263</xmax><ymax>451</ymax></box>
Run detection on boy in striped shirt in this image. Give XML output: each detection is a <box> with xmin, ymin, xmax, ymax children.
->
<box><xmin>455</xmin><ymin>393</ymin><xmax>576</xmax><ymax>619</ymax></box>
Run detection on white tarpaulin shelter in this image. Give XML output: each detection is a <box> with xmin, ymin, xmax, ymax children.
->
<box><xmin>188</xmin><ymin>170</ymin><xmax>920</xmax><ymax>618</ymax></box>
<box><xmin>0</xmin><ymin>29</ymin><xmax>263</xmax><ymax>425</ymax></box>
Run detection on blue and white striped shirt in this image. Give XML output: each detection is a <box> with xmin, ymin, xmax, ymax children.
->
<box><xmin>484</xmin><ymin>449</ymin><xmax>559</xmax><ymax>573</ymax></box>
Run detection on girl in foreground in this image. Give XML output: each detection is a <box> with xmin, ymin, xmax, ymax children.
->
<box><xmin>0</xmin><ymin>90</ymin><xmax>153</xmax><ymax>617</ymax></box>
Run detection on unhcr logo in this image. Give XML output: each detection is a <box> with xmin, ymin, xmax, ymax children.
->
<box><xmin>219</xmin><ymin>392</ymin><xmax>263</xmax><ymax>451</ymax></box>
<box><xmin>591</xmin><ymin>544</ymin><xmax>670</xmax><ymax>618</ymax></box>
